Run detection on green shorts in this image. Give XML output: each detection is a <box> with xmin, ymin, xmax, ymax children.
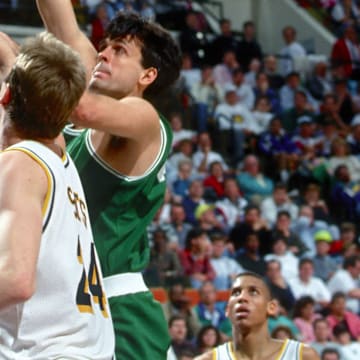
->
<box><xmin>109</xmin><ymin>291</ymin><xmax>170</xmax><ymax>360</ymax></box>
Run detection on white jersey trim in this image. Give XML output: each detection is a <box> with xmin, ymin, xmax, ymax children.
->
<box><xmin>85</xmin><ymin>119</ymin><xmax>167</xmax><ymax>182</ymax></box>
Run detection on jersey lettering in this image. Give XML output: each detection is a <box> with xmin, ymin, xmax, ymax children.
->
<box><xmin>67</xmin><ymin>186</ymin><xmax>88</xmax><ymax>228</ymax></box>
<box><xmin>76</xmin><ymin>238</ymin><xmax>109</xmax><ymax>318</ymax></box>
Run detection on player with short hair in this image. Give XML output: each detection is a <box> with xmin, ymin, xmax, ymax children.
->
<box><xmin>194</xmin><ymin>272</ymin><xmax>319</xmax><ymax>359</ymax></box>
<box><xmin>0</xmin><ymin>32</ymin><xmax>114</xmax><ymax>359</ymax></box>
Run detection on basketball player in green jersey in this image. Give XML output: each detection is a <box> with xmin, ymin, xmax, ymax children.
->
<box><xmin>36</xmin><ymin>1</ymin><xmax>181</xmax><ymax>359</ymax></box>
<box><xmin>194</xmin><ymin>272</ymin><xmax>319</xmax><ymax>360</ymax></box>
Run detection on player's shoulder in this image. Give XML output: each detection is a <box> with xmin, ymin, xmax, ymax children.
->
<box><xmin>302</xmin><ymin>344</ymin><xmax>320</xmax><ymax>360</ymax></box>
<box><xmin>193</xmin><ymin>351</ymin><xmax>213</xmax><ymax>360</ymax></box>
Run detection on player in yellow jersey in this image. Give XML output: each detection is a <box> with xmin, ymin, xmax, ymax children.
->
<box><xmin>195</xmin><ymin>272</ymin><xmax>319</xmax><ymax>360</ymax></box>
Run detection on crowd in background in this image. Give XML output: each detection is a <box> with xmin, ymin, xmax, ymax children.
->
<box><xmin>84</xmin><ymin>1</ymin><xmax>360</xmax><ymax>359</ymax></box>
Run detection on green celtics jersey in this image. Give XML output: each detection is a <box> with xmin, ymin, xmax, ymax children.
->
<box><xmin>66</xmin><ymin>116</ymin><xmax>173</xmax><ymax>277</ymax></box>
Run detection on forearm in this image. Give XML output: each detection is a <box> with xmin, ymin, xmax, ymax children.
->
<box><xmin>0</xmin><ymin>212</ymin><xmax>36</xmax><ymax>309</ymax></box>
<box><xmin>36</xmin><ymin>0</ymin><xmax>97</xmax><ymax>77</ymax></box>
<box><xmin>0</xmin><ymin>32</ymin><xmax>18</xmax><ymax>82</ymax></box>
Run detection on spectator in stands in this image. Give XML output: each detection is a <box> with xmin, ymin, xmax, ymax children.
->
<box><xmin>327</xmin><ymin>255</ymin><xmax>360</xmax><ymax>315</ymax></box>
<box><xmin>311</xmin><ymin>318</ymin><xmax>343</xmax><ymax>358</ymax></box>
<box><xmin>253</xmin><ymin>72</ymin><xmax>282</xmax><ymax>115</ymax></box>
<box><xmin>347</xmin><ymin>114</ymin><xmax>360</xmax><ymax>156</ymax></box>
<box><xmin>203</xmin><ymin>161</ymin><xmax>226</xmax><ymax>199</ymax></box>
<box><xmin>139</xmin><ymin>1</ymin><xmax>155</xmax><ymax>21</ymax></box>
<box><xmin>168</xmin><ymin>203</ymin><xmax>193</xmax><ymax>251</ymax></box>
<box><xmin>264</xmin><ymin>259</ymin><xmax>296</xmax><ymax>315</ymax></box>
<box><xmin>316</xmin><ymin>93</ymin><xmax>349</xmax><ymax>136</ymax></box>
<box><xmin>179</xmin><ymin>228</ymin><xmax>216</xmax><ymax>289</ymax></box>
<box><xmin>251</xmin><ymin>95</ymin><xmax>274</xmax><ymax>134</ymax></box>
<box><xmin>326</xmin><ymin>137</ymin><xmax>360</xmax><ymax>182</ymax></box>
<box><xmin>291</xmin><ymin>115</ymin><xmax>322</xmax><ymax>160</ymax></box>
<box><xmin>288</xmin><ymin>258</ymin><xmax>331</xmax><ymax>309</ymax></box>
<box><xmin>144</xmin><ymin>228</ymin><xmax>184</xmax><ymax>287</ymax></box>
<box><xmin>272</xmin><ymin>210</ymin><xmax>309</xmax><ymax>256</ymax></box>
<box><xmin>278</xmin><ymin>25</ymin><xmax>307</xmax><ymax>76</ymax></box>
<box><xmin>212</xmin><ymin>49</ymin><xmax>239</xmax><ymax>87</ymax></box>
<box><xmin>192</xmin><ymin>132</ymin><xmax>228</xmax><ymax>176</ymax></box>
<box><xmin>301</xmin><ymin>183</ymin><xmax>330</xmax><ymax>222</ymax></box>
<box><xmin>236</xmin><ymin>154</ymin><xmax>274</xmax><ymax>205</ymax></box>
<box><xmin>264</xmin><ymin>236</ymin><xmax>299</xmax><ymax>281</ymax></box>
<box><xmin>172</xmin><ymin>159</ymin><xmax>195</xmax><ymax>199</ymax></box>
<box><xmin>267</xmin><ymin>298</ymin><xmax>300</xmax><ymax>338</ymax></box>
<box><xmin>258</xmin><ymin>116</ymin><xmax>299</xmax><ymax>182</ymax></box>
<box><xmin>179</xmin><ymin>11</ymin><xmax>210</xmax><ymax>67</ymax></box>
<box><xmin>195</xmin><ymin>281</ymin><xmax>232</xmax><ymax>339</ymax></box>
<box><xmin>330</xmin><ymin>163</ymin><xmax>360</xmax><ymax>222</ymax></box>
<box><xmin>215</xmin><ymin>177</ymin><xmax>248</xmax><ymax>229</ymax></box>
<box><xmin>263</xmin><ymin>54</ymin><xmax>285</xmax><ymax>90</ymax></box>
<box><xmin>329</xmin><ymin>222</ymin><xmax>358</xmax><ymax>259</ymax></box>
<box><xmin>168</xmin><ymin>138</ymin><xmax>195</xmax><ymax>185</ymax></box>
<box><xmin>330</xmin><ymin>24</ymin><xmax>360</xmax><ymax>80</ymax></box>
<box><xmin>326</xmin><ymin>291</ymin><xmax>360</xmax><ymax>341</ymax></box>
<box><xmin>332</xmin><ymin>322</ymin><xmax>360</xmax><ymax>359</ymax></box>
<box><xmin>281</xmin><ymin>89</ymin><xmax>317</xmax><ymax>134</ymax></box>
<box><xmin>162</xmin><ymin>283</ymin><xmax>202</xmax><ymax>341</ymax></box>
<box><xmin>260</xmin><ymin>182</ymin><xmax>299</xmax><ymax>226</ymax></box>
<box><xmin>195</xmin><ymin>325</ymin><xmax>222</xmax><ymax>356</ymax></box>
<box><xmin>230</xmin><ymin>67</ymin><xmax>255</xmax><ymax>110</ymax></box>
<box><xmin>236</xmin><ymin>20</ymin><xmax>263</xmax><ymax>72</ymax></box>
<box><xmin>229</xmin><ymin>204</ymin><xmax>272</xmax><ymax>255</ymax></box>
<box><xmin>213</xmin><ymin>84</ymin><xmax>257</xmax><ymax>166</ymax></box>
<box><xmin>178</xmin><ymin>52</ymin><xmax>202</xmax><ymax>97</ymax></box>
<box><xmin>293</xmin><ymin>296</ymin><xmax>322</xmax><ymax>343</ymax></box>
<box><xmin>271</xmin><ymin>325</ymin><xmax>297</xmax><ymax>340</ymax></box>
<box><xmin>190</xmin><ymin>64</ymin><xmax>223</xmax><ymax>132</ymax></box>
<box><xmin>170</xmin><ymin>112</ymin><xmax>197</xmax><ymax>151</ymax></box>
<box><xmin>291</xmin><ymin>205</ymin><xmax>337</xmax><ymax>257</ymax></box>
<box><xmin>333</xmin><ymin>77</ymin><xmax>356</xmax><ymax>125</ymax></box>
<box><xmin>306</xmin><ymin>61</ymin><xmax>333</xmax><ymax>101</ymax></box>
<box><xmin>90</xmin><ymin>2</ymin><xmax>110</xmax><ymax>50</ymax></box>
<box><xmin>209</xmin><ymin>232</ymin><xmax>244</xmax><ymax>290</ymax></box>
<box><xmin>168</xmin><ymin>315</ymin><xmax>198</xmax><ymax>358</ymax></box>
<box><xmin>321</xmin><ymin>348</ymin><xmax>341</xmax><ymax>360</ymax></box>
<box><xmin>312</xmin><ymin>230</ymin><xmax>338</xmax><ymax>282</ymax></box>
<box><xmin>182</xmin><ymin>179</ymin><xmax>206</xmax><ymax>226</ymax></box>
<box><xmin>209</xmin><ymin>18</ymin><xmax>240</xmax><ymax>66</ymax></box>
<box><xmin>194</xmin><ymin>203</ymin><xmax>227</xmax><ymax>237</ymax></box>
<box><xmin>235</xmin><ymin>232</ymin><xmax>267</xmax><ymax>276</ymax></box>
<box><xmin>244</xmin><ymin>58</ymin><xmax>262</xmax><ymax>88</ymax></box>
<box><xmin>317</xmin><ymin>119</ymin><xmax>340</xmax><ymax>159</ymax></box>
<box><xmin>330</xmin><ymin>0</ymin><xmax>360</xmax><ymax>36</ymax></box>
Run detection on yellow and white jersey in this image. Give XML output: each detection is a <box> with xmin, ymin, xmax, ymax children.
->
<box><xmin>0</xmin><ymin>141</ymin><xmax>114</xmax><ymax>360</ymax></box>
<box><xmin>212</xmin><ymin>339</ymin><xmax>304</xmax><ymax>360</ymax></box>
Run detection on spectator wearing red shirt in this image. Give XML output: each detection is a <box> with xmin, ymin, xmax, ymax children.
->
<box><xmin>179</xmin><ymin>228</ymin><xmax>216</xmax><ymax>289</ymax></box>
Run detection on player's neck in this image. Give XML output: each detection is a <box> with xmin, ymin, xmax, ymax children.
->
<box><xmin>233</xmin><ymin>326</ymin><xmax>272</xmax><ymax>359</ymax></box>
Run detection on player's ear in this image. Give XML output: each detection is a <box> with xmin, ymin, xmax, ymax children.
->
<box><xmin>0</xmin><ymin>83</ymin><xmax>11</xmax><ymax>106</ymax></box>
<box><xmin>139</xmin><ymin>67</ymin><xmax>158</xmax><ymax>86</ymax></box>
<box><xmin>266</xmin><ymin>298</ymin><xmax>278</xmax><ymax>317</ymax></box>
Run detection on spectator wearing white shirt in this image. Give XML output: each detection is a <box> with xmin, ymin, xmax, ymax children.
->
<box><xmin>192</xmin><ymin>132</ymin><xmax>228</xmax><ymax>176</ymax></box>
<box><xmin>327</xmin><ymin>255</ymin><xmax>360</xmax><ymax>315</ymax></box>
<box><xmin>260</xmin><ymin>182</ymin><xmax>299</xmax><ymax>227</ymax></box>
<box><xmin>209</xmin><ymin>232</ymin><xmax>244</xmax><ymax>290</ymax></box>
<box><xmin>170</xmin><ymin>112</ymin><xmax>197</xmax><ymax>151</ymax></box>
<box><xmin>214</xmin><ymin>84</ymin><xmax>257</xmax><ymax>165</ymax></box>
<box><xmin>212</xmin><ymin>49</ymin><xmax>239</xmax><ymax>87</ymax></box>
<box><xmin>229</xmin><ymin>67</ymin><xmax>255</xmax><ymax>110</ymax></box>
<box><xmin>288</xmin><ymin>258</ymin><xmax>331</xmax><ymax>309</ymax></box>
<box><xmin>278</xmin><ymin>25</ymin><xmax>306</xmax><ymax>76</ymax></box>
<box><xmin>215</xmin><ymin>178</ymin><xmax>248</xmax><ymax>228</ymax></box>
<box><xmin>264</xmin><ymin>236</ymin><xmax>299</xmax><ymax>281</ymax></box>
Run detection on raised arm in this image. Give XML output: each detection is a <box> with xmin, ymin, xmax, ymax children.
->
<box><xmin>0</xmin><ymin>151</ymin><xmax>46</xmax><ymax>310</ymax></box>
<box><xmin>0</xmin><ymin>32</ymin><xmax>18</xmax><ymax>82</ymax></box>
<box><xmin>36</xmin><ymin>0</ymin><xmax>97</xmax><ymax>78</ymax></box>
